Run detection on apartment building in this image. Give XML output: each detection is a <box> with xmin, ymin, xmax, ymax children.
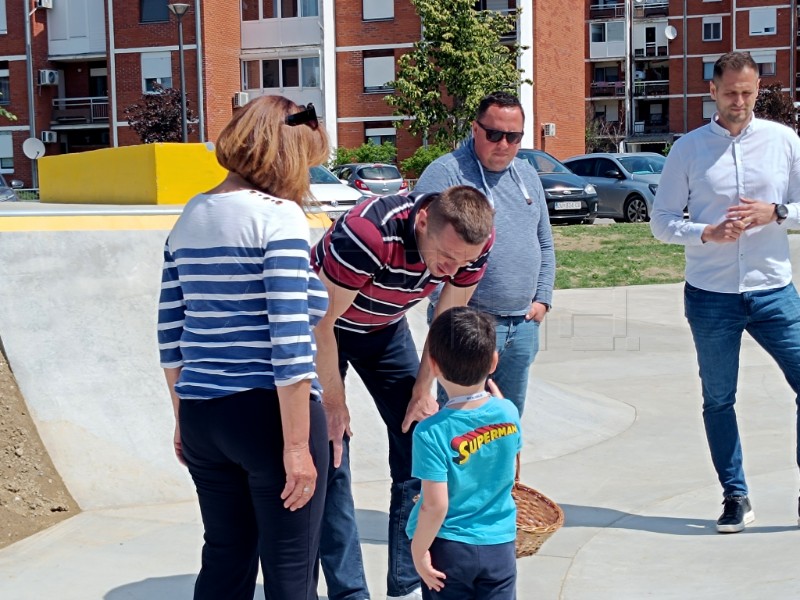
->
<box><xmin>0</xmin><ymin>0</ymin><xmax>584</xmax><ymax>188</ymax></box>
<box><xmin>586</xmin><ymin>0</ymin><xmax>799</xmax><ymax>152</ymax></box>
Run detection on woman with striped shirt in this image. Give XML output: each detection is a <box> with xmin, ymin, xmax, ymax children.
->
<box><xmin>157</xmin><ymin>96</ymin><xmax>330</xmax><ymax>600</ymax></box>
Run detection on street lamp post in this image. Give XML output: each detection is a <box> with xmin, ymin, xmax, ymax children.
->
<box><xmin>168</xmin><ymin>3</ymin><xmax>190</xmax><ymax>143</ymax></box>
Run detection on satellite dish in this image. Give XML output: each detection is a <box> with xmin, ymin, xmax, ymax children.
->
<box><xmin>22</xmin><ymin>137</ymin><xmax>46</xmax><ymax>160</ymax></box>
<box><xmin>665</xmin><ymin>25</ymin><xmax>678</xmax><ymax>40</ymax></box>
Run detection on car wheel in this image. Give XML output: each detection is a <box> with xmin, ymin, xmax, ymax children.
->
<box><xmin>623</xmin><ymin>195</ymin><xmax>648</xmax><ymax>223</ymax></box>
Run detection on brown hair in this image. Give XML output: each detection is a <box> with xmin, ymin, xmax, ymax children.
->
<box><xmin>215</xmin><ymin>95</ymin><xmax>330</xmax><ymax>206</ymax></box>
<box><xmin>429</xmin><ymin>306</ymin><xmax>496</xmax><ymax>386</ymax></box>
<box><xmin>425</xmin><ymin>186</ymin><xmax>494</xmax><ymax>246</ymax></box>
<box><xmin>713</xmin><ymin>52</ymin><xmax>758</xmax><ymax>82</ymax></box>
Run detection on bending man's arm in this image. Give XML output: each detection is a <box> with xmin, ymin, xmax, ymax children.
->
<box><xmin>403</xmin><ymin>282</ymin><xmax>477</xmax><ymax>433</ymax></box>
<box><xmin>315</xmin><ymin>269</ymin><xmax>360</xmax><ymax>467</ymax></box>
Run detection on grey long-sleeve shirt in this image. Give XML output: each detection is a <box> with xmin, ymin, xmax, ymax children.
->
<box><xmin>414</xmin><ymin>139</ymin><xmax>555</xmax><ymax>315</ymax></box>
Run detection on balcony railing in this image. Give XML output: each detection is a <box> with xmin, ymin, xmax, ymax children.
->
<box><xmin>51</xmin><ymin>97</ymin><xmax>109</xmax><ymax>125</ymax></box>
<box><xmin>634</xmin><ymin>80</ymin><xmax>669</xmax><ymax>96</ymax></box>
<box><xmin>590</xmin><ymin>81</ymin><xmax>625</xmax><ymax>97</ymax></box>
<box><xmin>633</xmin><ymin>116</ymin><xmax>670</xmax><ymax>134</ymax></box>
<box><xmin>590</xmin><ymin>0</ymin><xmax>669</xmax><ymax>20</ymax></box>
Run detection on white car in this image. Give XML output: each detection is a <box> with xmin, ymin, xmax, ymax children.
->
<box><xmin>310</xmin><ymin>166</ymin><xmax>367</xmax><ymax>219</ymax></box>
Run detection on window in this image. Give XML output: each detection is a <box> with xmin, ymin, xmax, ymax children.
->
<box><xmin>363</xmin><ymin>51</ymin><xmax>395</xmax><ymax>93</ymax></box>
<box><xmin>365</xmin><ymin>121</ymin><xmax>396</xmax><ymax>145</ymax></box>
<box><xmin>364</xmin><ymin>0</ymin><xmax>393</xmax><ymax>20</ymax></box>
<box><xmin>752</xmin><ymin>51</ymin><xmax>777</xmax><ymax>77</ymax></box>
<box><xmin>141</xmin><ymin>0</ymin><xmax>169</xmax><ymax>23</ymax></box>
<box><xmin>594</xmin><ymin>66</ymin><xmax>619</xmax><ymax>82</ymax></box>
<box><xmin>89</xmin><ymin>66</ymin><xmax>108</xmax><ymax>97</ymax></box>
<box><xmin>0</xmin><ymin>132</ymin><xmax>13</xmax><ymax>172</ymax></box>
<box><xmin>702</xmin><ymin>17</ymin><xmax>722</xmax><ymax>41</ymax></box>
<box><xmin>566</xmin><ymin>159</ymin><xmax>594</xmax><ymax>177</ymax></box>
<box><xmin>703</xmin><ymin>99</ymin><xmax>716</xmax><ymax>120</ymax></box>
<box><xmin>0</xmin><ymin>0</ymin><xmax>7</xmax><ymax>34</ymax></box>
<box><xmin>0</xmin><ymin>61</ymin><xmax>8</xmax><ymax>104</ymax></box>
<box><xmin>141</xmin><ymin>52</ymin><xmax>172</xmax><ymax>92</ymax></box>
<box><xmin>591</xmin><ymin>21</ymin><xmax>625</xmax><ymax>43</ymax></box>
<box><xmin>262</xmin><ymin>0</ymin><xmax>318</xmax><ymax>19</ymax></box>
<box><xmin>255</xmin><ymin>57</ymin><xmax>320</xmax><ymax>89</ymax></box>
<box><xmin>703</xmin><ymin>62</ymin><xmax>714</xmax><ymax>80</ymax></box>
<box><xmin>749</xmin><ymin>7</ymin><xmax>776</xmax><ymax>36</ymax></box>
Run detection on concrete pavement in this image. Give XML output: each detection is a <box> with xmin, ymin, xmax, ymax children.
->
<box><xmin>1</xmin><ymin>206</ymin><xmax>799</xmax><ymax>599</ymax></box>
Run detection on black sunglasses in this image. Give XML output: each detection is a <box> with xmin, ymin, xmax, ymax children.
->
<box><xmin>285</xmin><ymin>103</ymin><xmax>319</xmax><ymax>130</ymax></box>
<box><xmin>476</xmin><ymin>121</ymin><xmax>523</xmax><ymax>144</ymax></box>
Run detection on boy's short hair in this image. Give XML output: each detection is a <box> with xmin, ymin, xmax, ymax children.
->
<box><xmin>428</xmin><ymin>306</ymin><xmax>496</xmax><ymax>386</ymax></box>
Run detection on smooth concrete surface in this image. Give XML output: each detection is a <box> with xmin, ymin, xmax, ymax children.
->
<box><xmin>1</xmin><ymin>222</ymin><xmax>800</xmax><ymax>599</ymax></box>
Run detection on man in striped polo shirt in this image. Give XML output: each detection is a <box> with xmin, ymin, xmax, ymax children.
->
<box><xmin>311</xmin><ymin>186</ymin><xmax>494</xmax><ymax>600</ymax></box>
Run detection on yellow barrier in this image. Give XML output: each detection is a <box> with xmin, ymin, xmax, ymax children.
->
<box><xmin>38</xmin><ymin>143</ymin><xmax>226</xmax><ymax>205</ymax></box>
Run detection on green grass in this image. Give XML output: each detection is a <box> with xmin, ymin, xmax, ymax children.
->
<box><xmin>552</xmin><ymin>222</ymin><xmax>685</xmax><ymax>289</ymax></box>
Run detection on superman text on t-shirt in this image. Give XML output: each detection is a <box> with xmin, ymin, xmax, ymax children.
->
<box><xmin>450</xmin><ymin>423</ymin><xmax>519</xmax><ymax>466</ymax></box>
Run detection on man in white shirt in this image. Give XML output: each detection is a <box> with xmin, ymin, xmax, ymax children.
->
<box><xmin>651</xmin><ymin>51</ymin><xmax>800</xmax><ymax>534</ymax></box>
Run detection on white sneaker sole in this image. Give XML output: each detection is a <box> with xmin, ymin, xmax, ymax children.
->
<box><xmin>716</xmin><ymin>509</ymin><xmax>754</xmax><ymax>533</ymax></box>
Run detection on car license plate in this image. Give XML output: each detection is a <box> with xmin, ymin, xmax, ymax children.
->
<box><xmin>554</xmin><ymin>201</ymin><xmax>581</xmax><ymax>210</ymax></box>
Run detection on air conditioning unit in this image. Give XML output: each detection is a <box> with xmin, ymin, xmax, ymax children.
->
<box><xmin>542</xmin><ymin>123</ymin><xmax>556</xmax><ymax>137</ymax></box>
<box><xmin>35</xmin><ymin>0</ymin><xmax>53</xmax><ymax>8</ymax></box>
<box><xmin>232</xmin><ymin>91</ymin><xmax>250</xmax><ymax>108</ymax></box>
<box><xmin>38</xmin><ymin>69</ymin><xmax>59</xmax><ymax>86</ymax></box>
<box><xmin>40</xmin><ymin>131</ymin><xmax>57</xmax><ymax>144</ymax></box>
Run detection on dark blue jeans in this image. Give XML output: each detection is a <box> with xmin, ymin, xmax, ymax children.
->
<box><xmin>180</xmin><ymin>389</ymin><xmax>328</xmax><ymax>600</ymax></box>
<box><xmin>427</xmin><ymin>304</ymin><xmax>539</xmax><ymax>415</ymax></box>
<box><xmin>320</xmin><ymin>318</ymin><xmax>422</xmax><ymax>599</ymax></box>
<box><xmin>422</xmin><ymin>538</ymin><xmax>516</xmax><ymax>600</ymax></box>
<box><xmin>684</xmin><ymin>282</ymin><xmax>800</xmax><ymax>497</ymax></box>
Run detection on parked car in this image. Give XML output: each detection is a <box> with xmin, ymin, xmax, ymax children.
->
<box><xmin>309</xmin><ymin>165</ymin><xmax>367</xmax><ymax>219</ymax></box>
<box><xmin>0</xmin><ymin>174</ymin><xmax>23</xmax><ymax>202</ymax></box>
<box><xmin>331</xmin><ymin>163</ymin><xmax>409</xmax><ymax>197</ymax></box>
<box><xmin>562</xmin><ymin>152</ymin><xmax>665</xmax><ymax>223</ymax></box>
<box><xmin>516</xmin><ymin>149</ymin><xmax>598</xmax><ymax>225</ymax></box>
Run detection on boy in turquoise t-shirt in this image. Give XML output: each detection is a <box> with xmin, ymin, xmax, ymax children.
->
<box><xmin>406</xmin><ymin>306</ymin><xmax>522</xmax><ymax>599</ymax></box>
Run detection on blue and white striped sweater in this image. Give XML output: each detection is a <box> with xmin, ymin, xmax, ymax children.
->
<box><xmin>157</xmin><ymin>190</ymin><xmax>328</xmax><ymax>401</ymax></box>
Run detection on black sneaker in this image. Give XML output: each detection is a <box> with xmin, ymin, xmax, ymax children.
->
<box><xmin>716</xmin><ymin>495</ymin><xmax>754</xmax><ymax>533</ymax></box>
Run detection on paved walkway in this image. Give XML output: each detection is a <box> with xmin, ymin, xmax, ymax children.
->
<box><xmin>1</xmin><ymin>209</ymin><xmax>799</xmax><ymax>599</ymax></box>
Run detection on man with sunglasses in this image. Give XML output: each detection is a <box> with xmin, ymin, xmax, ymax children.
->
<box><xmin>414</xmin><ymin>91</ymin><xmax>555</xmax><ymax>418</ymax></box>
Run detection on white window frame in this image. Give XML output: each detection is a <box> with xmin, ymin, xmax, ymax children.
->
<box><xmin>0</xmin><ymin>132</ymin><xmax>13</xmax><ymax>173</ymax></box>
<box><xmin>703</xmin><ymin>99</ymin><xmax>716</xmax><ymax>120</ymax></box>
<box><xmin>702</xmin><ymin>17</ymin><xmax>722</xmax><ymax>42</ymax></box>
<box><xmin>250</xmin><ymin>56</ymin><xmax>320</xmax><ymax>90</ymax></box>
<box><xmin>749</xmin><ymin>7</ymin><xmax>776</xmax><ymax>36</ymax></box>
<box><xmin>751</xmin><ymin>50</ymin><xmax>777</xmax><ymax>77</ymax></box>
<box><xmin>264</xmin><ymin>0</ymin><xmax>319</xmax><ymax>19</ymax></box>
<box><xmin>363</xmin><ymin>54</ymin><xmax>395</xmax><ymax>93</ymax></box>
<box><xmin>141</xmin><ymin>51</ymin><xmax>173</xmax><ymax>93</ymax></box>
<box><xmin>365</xmin><ymin>126</ymin><xmax>396</xmax><ymax>146</ymax></box>
<box><xmin>363</xmin><ymin>0</ymin><xmax>393</xmax><ymax>21</ymax></box>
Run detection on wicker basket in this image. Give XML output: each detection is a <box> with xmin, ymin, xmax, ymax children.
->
<box><xmin>512</xmin><ymin>455</ymin><xmax>564</xmax><ymax>558</ymax></box>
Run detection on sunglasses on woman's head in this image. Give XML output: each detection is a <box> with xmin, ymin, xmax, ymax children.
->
<box><xmin>476</xmin><ymin>121</ymin><xmax>523</xmax><ymax>144</ymax></box>
<box><xmin>285</xmin><ymin>103</ymin><xmax>319</xmax><ymax>130</ymax></box>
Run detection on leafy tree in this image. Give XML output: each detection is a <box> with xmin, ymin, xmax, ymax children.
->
<box><xmin>754</xmin><ymin>82</ymin><xmax>798</xmax><ymax>132</ymax></box>
<box><xmin>330</xmin><ymin>141</ymin><xmax>397</xmax><ymax>168</ymax></box>
<box><xmin>0</xmin><ymin>92</ymin><xmax>16</xmax><ymax>122</ymax></box>
<box><xmin>124</xmin><ymin>83</ymin><xmax>195</xmax><ymax>143</ymax></box>
<box><xmin>386</xmin><ymin>0</ymin><xmax>530</xmax><ymax>149</ymax></box>
<box><xmin>400</xmin><ymin>144</ymin><xmax>450</xmax><ymax>179</ymax></box>
<box><xmin>585</xmin><ymin>113</ymin><xmax>625</xmax><ymax>153</ymax></box>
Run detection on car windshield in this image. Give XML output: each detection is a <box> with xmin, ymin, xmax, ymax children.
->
<box><xmin>357</xmin><ymin>166</ymin><xmax>401</xmax><ymax>180</ymax></box>
<box><xmin>618</xmin><ymin>155</ymin><xmax>665</xmax><ymax>175</ymax></box>
<box><xmin>310</xmin><ymin>166</ymin><xmax>342</xmax><ymax>184</ymax></box>
<box><xmin>519</xmin><ymin>151</ymin><xmax>571</xmax><ymax>174</ymax></box>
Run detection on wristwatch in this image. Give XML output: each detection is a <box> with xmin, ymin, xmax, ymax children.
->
<box><xmin>774</xmin><ymin>203</ymin><xmax>789</xmax><ymax>224</ymax></box>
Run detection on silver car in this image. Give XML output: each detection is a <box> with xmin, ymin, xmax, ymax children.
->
<box><xmin>0</xmin><ymin>174</ymin><xmax>22</xmax><ymax>202</ymax></box>
<box><xmin>331</xmin><ymin>163</ymin><xmax>409</xmax><ymax>197</ymax></box>
<box><xmin>563</xmin><ymin>152</ymin><xmax>664</xmax><ymax>223</ymax></box>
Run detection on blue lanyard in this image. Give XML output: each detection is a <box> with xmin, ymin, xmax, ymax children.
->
<box><xmin>444</xmin><ymin>391</ymin><xmax>489</xmax><ymax>408</ymax></box>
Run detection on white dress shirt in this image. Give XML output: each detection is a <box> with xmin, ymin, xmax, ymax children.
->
<box><xmin>651</xmin><ymin>116</ymin><xmax>800</xmax><ymax>293</ymax></box>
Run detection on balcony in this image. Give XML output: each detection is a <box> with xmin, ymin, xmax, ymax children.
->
<box><xmin>51</xmin><ymin>97</ymin><xmax>109</xmax><ymax>126</ymax></box>
<box><xmin>635</xmin><ymin>116</ymin><xmax>669</xmax><ymax>134</ymax></box>
<box><xmin>633</xmin><ymin>0</ymin><xmax>669</xmax><ymax>18</ymax></box>
<box><xmin>633</xmin><ymin>44</ymin><xmax>668</xmax><ymax>58</ymax></box>
<box><xmin>589</xmin><ymin>1</ymin><xmax>624</xmax><ymax>20</ymax></box>
<box><xmin>634</xmin><ymin>80</ymin><xmax>669</xmax><ymax>96</ymax></box>
<box><xmin>591</xmin><ymin>81</ymin><xmax>625</xmax><ymax>97</ymax></box>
